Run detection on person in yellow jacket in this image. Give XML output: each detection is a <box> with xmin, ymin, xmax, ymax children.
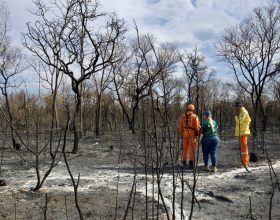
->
<box><xmin>234</xmin><ymin>101</ymin><xmax>251</xmax><ymax>167</ymax></box>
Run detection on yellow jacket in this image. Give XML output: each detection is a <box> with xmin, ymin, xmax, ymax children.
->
<box><xmin>235</xmin><ymin>107</ymin><xmax>251</xmax><ymax>136</ymax></box>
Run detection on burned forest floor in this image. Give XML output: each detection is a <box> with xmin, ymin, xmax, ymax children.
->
<box><xmin>0</xmin><ymin>130</ymin><xmax>280</xmax><ymax>220</ymax></box>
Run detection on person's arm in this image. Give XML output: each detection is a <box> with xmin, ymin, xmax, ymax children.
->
<box><xmin>195</xmin><ymin>115</ymin><xmax>201</xmax><ymax>133</ymax></box>
<box><xmin>200</xmin><ymin>134</ymin><xmax>204</xmax><ymax>142</ymax></box>
<box><xmin>245</xmin><ymin>111</ymin><xmax>251</xmax><ymax>125</ymax></box>
<box><xmin>235</xmin><ymin>115</ymin><xmax>239</xmax><ymax>124</ymax></box>
<box><xmin>214</xmin><ymin>121</ymin><xmax>220</xmax><ymax>141</ymax></box>
<box><xmin>200</xmin><ymin>122</ymin><xmax>205</xmax><ymax>141</ymax></box>
<box><xmin>239</xmin><ymin>112</ymin><xmax>246</xmax><ymax>124</ymax></box>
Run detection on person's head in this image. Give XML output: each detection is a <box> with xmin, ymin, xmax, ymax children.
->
<box><xmin>234</xmin><ymin>100</ymin><xmax>243</xmax><ymax>110</ymax></box>
<box><xmin>186</xmin><ymin>103</ymin><xmax>195</xmax><ymax>112</ymax></box>
<box><xmin>203</xmin><ymin>110</ymin><xmax>212</xmax><ymax>119</ymax></box>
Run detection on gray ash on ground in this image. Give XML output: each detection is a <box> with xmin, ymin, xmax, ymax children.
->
<box><xmin>0</xmin><ymin>132</ymin><xmax>279</xmax><ymax>219</ymax></box>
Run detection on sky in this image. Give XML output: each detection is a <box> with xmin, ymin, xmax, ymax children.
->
<box><xmin>4</xmin><ymin>0</ymin><xmax>277</xmax><ymax>90</ymax></box>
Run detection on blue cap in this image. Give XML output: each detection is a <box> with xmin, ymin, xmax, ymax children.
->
<box><xmin>203</xmin><ymin>110</ymin><xmax>211</xmax><ymax>116</ymax></box>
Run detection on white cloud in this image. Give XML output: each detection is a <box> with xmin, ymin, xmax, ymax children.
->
<box><xmin>3</xmin><ymin>0</ymin><xmax>276</xmax><ymax>84</ymax></box>
<box><xmin>5</xmin><ymin>0</ymin><xmax>274</xmax><ymax>46</ymax></box>
<box><xmin>5</xmin><ymin>0</ymin><xmax>34</xmax><ymax>41</ymax></box>
<box><xmin>100</xmin><ymin>0</ymin><xmax>150</xmax><ymax>21</ymax></box>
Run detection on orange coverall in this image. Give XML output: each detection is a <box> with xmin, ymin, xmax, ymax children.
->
<box><xmin>239</xmin><ymin>136</ymin><xmax>249</xmax><ymax>166</ymax></box>
<box><xmin>179</xmin><ymin>111</ymin><xmax>200</xmax><ymax>162</ymax></box>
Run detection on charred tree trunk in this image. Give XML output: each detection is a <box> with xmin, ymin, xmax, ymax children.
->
<box><xmin>3</xmin><ymin>91</ymin><xmax>20</xmax><ymax>150</ymax></box>
<box><xmin>72</xmin><ymin>82</ymin><xmax>81</xmax><ymax>154</ymax></box>
<box><xmin>49</xmin><ymin>67</ymin><xmax>60</xmax><ymax>158</ymax></box>
<box><xmin>79</xmin><ymin>82</ymin><xmax>84</xmax><ymax>137</ymax></box>
<box><xmin>95</xmin><ymin>93</ymin><xmax>102</xmax><ymax>137</ymax></box>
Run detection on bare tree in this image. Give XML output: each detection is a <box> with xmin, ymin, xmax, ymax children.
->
<box><xmin>0</xmin><ymin>2</ymin><xmax>26</xmax><ymax>150</ymax></box>
<box><xmin>113</xmin><ymin>26</ymin><xmax>178</xmax><ymax>133</ymax></box>
<box><xmin>273</xmin><ymin>77</ymin><xmax>280</xmax><ymax>102</ymax></box>
<box><xmin>92</xmin><ymin>60</ymin><xmax>114</xmax><ymax>137</ymax></box>
<box><xmin>154</xmin><ymin>76</ymin><xmax>182</xmax><ymax>141</ymax></box>
<box><xmin>179</xmin><ymin>47</ymin><xmax>213</xmax><ymax>118</ymax></box>
<box><xmin>23</xmin><ymin>0</ymin><xmax>126</xmax><ymax>153</ymax></box>
<box><xmin>211</xmin><ymin>82</ymin><xmax>236</xmax><ymax>135</ymax></box>
<box><xmin>217</xmin><ymin>4</ymin><xmax>280</xmax><ymax>148</ymax></box>
<box><xmin>29</xmin><ymin>60</ymin><xmax>63</xmax><ymax>157</ymax></box>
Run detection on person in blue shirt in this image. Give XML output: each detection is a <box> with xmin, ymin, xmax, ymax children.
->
<box><xmin>200</xmin><ymin>110</ymin><xmax>219</xmax><ymax>172</ymax></box>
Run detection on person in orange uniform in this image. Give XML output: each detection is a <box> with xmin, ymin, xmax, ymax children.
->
<box><xmin>234</xmin><ymin>101</ymin><xmax>251</xmax><ymax>168</ymax></box>
<box><xmin>179</xmin><ymin>104</ymin><xmax>200</xmax><ymax>169</ymax></box>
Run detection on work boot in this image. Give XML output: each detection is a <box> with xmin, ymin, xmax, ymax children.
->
<box><xmin>182</xmin><ymin>160</ymin><xmax>187</xmax><ymax>167</ymax></box>
<box><xmin>189</xmin><ymin>160</ymin><xmax>194</xmax><ymax>170</ymax></box>
<box><xmin>204</xmin><ymin>165</ymin><xmax>210</xmax><ymax>172</ymax></box>
<box><xmin>249</xmin><ymin>152</ymin><xmax>258</xmax><ymax>162</ymax></box>
<box><xmin>211</xmin><ymin>166</ymin><xmax>217</xmax><ymax>173</ymax></box>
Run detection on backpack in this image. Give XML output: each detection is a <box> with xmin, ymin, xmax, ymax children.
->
<box><xmin>185</xmin><ymin>113</ymin><xmax>199</xmax><ymax>136</ymax></box>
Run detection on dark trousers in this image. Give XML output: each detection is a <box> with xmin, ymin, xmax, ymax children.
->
<box><xmin>202</xmin><ymin>136</ymin><xmax>219</xmax><ymax>166</ymax></box>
